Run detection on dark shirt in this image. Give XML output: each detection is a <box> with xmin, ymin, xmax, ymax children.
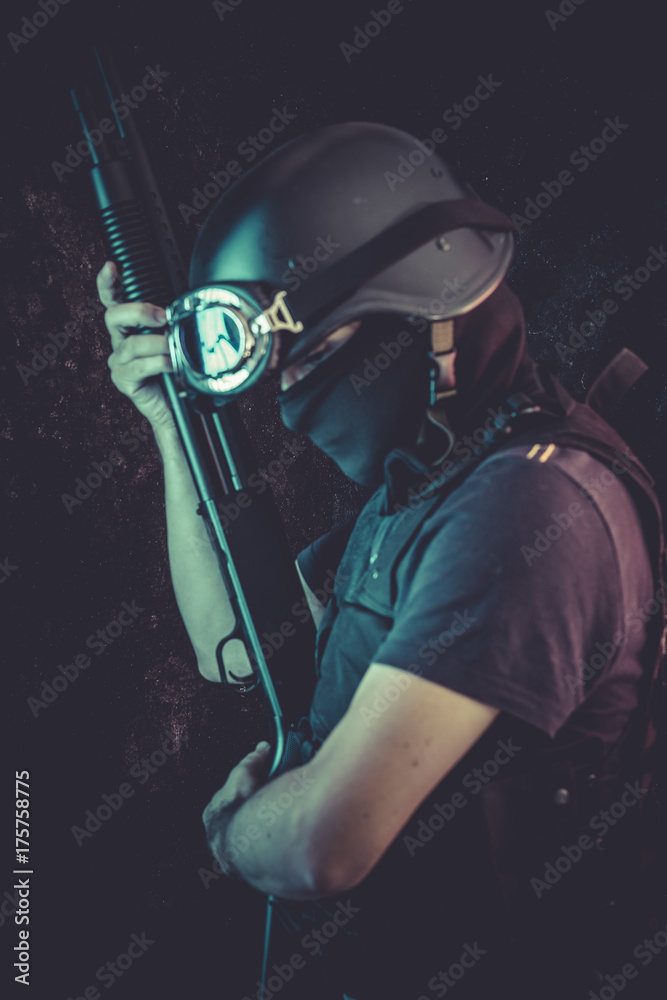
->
<box><xmin>291</xmin><ymin>442</ymin><xmax>654</xmax><ymax>999</ymax></box>
<box><xmin>303</xmin><ymin>444</ymin><xmax>653</xmax><ymax>748</ymax></box>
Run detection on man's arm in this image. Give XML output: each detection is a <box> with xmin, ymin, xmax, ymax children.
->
<box><xmin>155</xmin><ymin>420</ymin><xmax>236</xmax><ymax>681</ymax></box>
<box><xmin>98</xmin><ymin>261</ymin><xmax>319</xmax><ymax>680</ymax></box>
<box><xmin>206</xmin><ymin>663</ymin><xmax>498</xmax><ymax>899</ymax></box>
<box><xmin>98</xmin><ymin>261</ymin><xmax>234</xmax><ymax>680</ymax></box>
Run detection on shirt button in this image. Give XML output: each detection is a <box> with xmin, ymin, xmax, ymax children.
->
<box><xmin>369</xmin><ymin>552</ymin><xmax>379</xmax><ymax>565</ymax></box>
<box><xmin>371</xmin><ymin>570</ymin><xmax>379</xmax><ymax>580</ymax></box>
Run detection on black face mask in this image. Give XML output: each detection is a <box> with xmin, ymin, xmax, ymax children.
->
<box><xmin>277</xmin><ymin>316</ymin><xmax>432</xmax><ymax>488</ymax></box>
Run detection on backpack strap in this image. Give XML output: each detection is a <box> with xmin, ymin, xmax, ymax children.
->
<box><xmin>585</xmin><ymin>348</ymin><xmax>649</xmax><ymax>417</ymax></box>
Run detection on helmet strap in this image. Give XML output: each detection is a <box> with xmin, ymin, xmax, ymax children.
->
<box><xmin>428</xmin><ymin>318</ymin><xmax>457</xmax><ymax>402</ymax></box>
<box><xmin>421</xmin><ymin>319</ymin><xmax>457</xmax><ymax>462</ymax></box>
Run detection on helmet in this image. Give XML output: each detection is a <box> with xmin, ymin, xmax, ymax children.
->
<box><xmin>176</xmin><ymin>121</ymin><xmax>515</xmax><ymax>396</ymax></box>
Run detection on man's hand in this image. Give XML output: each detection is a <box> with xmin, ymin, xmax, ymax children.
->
<box><xmin>96</xmin><ymin>259</ymin><xmax>174</xmax><ymax>430</ymax></box>
<box><xmin>95</xmin><ymin>260</ymin><xmax>240</xmax><ymax>681</ymax></box>
<box><xmin>205</xmin><ymin>667</ymin><xmax>500</xmax><ymax>898</ymax></box>
<box><xmin>202</xmin><ymin>742</ymin><xmax>273</xmax><ymax>874</ymax></box>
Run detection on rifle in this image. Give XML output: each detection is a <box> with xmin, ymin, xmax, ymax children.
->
<box><xmin>70</xmin><ymin>47</ymin><xmax>316</xmax><ymax>779</ymax></box>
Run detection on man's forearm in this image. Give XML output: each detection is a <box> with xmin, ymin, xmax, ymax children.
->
<box><xmin>154</xmin><ymin>420</ymin><xmax>233</xmax><ymax>679</ymax></box>
<box><xmin>209</xmin><ymin>766</ymin><xmax>322</xmax><ymax>899</ymax></box>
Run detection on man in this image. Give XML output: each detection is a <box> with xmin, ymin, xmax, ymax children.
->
<box><xmin>97</xmin><ymin>123</ymin><xmax>663</xmax><ymax>999</ymax></box>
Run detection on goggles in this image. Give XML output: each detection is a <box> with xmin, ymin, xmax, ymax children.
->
<box><xmin>165</xmin><ymin>283</ymin><xmax>303</xmax><ymax>399</ymax></box>
<box><xmin>167</xmin><ymin>197</ymin><xmax>516</xmax><ymax>401</ymax></box>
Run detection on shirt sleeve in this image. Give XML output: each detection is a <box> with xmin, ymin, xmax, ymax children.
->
<box><xmin>372</xmin><ymin>450</ymin><xmax>624</xmax><ymax>738</ymax></box>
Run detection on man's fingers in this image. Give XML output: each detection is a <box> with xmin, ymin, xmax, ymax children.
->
<box><xmin>108</xmin><ymin>353</ymin><xmax>173</xmax><ymax>382</ymax></box>
<box><xmin>106</xmin><ymin>300</ymin><xmax>167</xmax><ymax>331</ymax></box>
<box><xmin>98</xmin><ymin>261</ymin><xmax>168</xmax><ymax>350</ymax></box>
<box><xmin>96</xmin><ymin>260</ymin><xmax>125</xmax><ymax>308</ymax></box>
<box><xmin>244</xmin><ymin>742</ymin><xmax>273</xmax><ymax>777</ymax></box>
<box><xmin>105</xmin><ymin>301</ymin><xmax>168</xmax><ymax>350</ymax></box>
<box><xmin>242</xmin><ymin>742</ymin><xmax>272</xmax><ymax>765</ymax></box>
<box><xmin>111</xmin><ymin>333</ymin><xmax>171</xmax><ymax>362</ymax></box>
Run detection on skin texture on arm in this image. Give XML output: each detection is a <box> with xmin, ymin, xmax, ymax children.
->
<box><xmin>99</xmin><ymin>265</ymin><xmax>454</xmax><ymax>681</ymax></box>
<box><xmin>98</xmin><ymin>261</ymin><xmax>234</xmax><ymax>681</ymax></box>
<box><xmin>100</xmin><ymin>261</ymin><xmax>477</xmax><ymax>889</ymax></box>
<box><xmin>158</xmin><ymin>439</ymin><xmax>318</xmax><ymax>681</ymax></box>
<box><xmin>155</xmin><ymin>421</ymin><xmax>235</xmax><ymax>681</ymax></box>
<box><xmin>207</xmin><ymin>663</ymin><xmax>499</xmax><ymax>899</ymax></box>
<box><xmin>98</xmin><ymin>267</ymin><xmax>369</xmax><ymax>679</ymax></box>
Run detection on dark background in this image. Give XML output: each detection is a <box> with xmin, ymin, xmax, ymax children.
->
<box><xmin>2</xmin><ymin>0</ymin><xmax>665</xmax><ymax>997</ymax></box>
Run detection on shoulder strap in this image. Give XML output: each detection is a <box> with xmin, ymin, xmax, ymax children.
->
<box><xmin>383</xmin><ymin>364</ymin><xmax>666</xmax><ymax>780</ymax></box>
<box><xmin>492</xmin><ymin>408</ymin><xmax>667</xmax><ymax>791</ymax></box>
<box><xmin>585</xmin><ymin>347</ymin><xmax>648</xmax><ymax>417</ymax></box>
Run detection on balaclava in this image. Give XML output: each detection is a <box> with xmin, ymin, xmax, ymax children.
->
<box><xmin>278</xmin><ymin>314</ymin><xmax>432</xmax><ymax>489</ymax></box>
<box><xmin>445</xmin><ymin>279</ymin><xmax>540</xmax><ymax>440</ymax></box>
<box><xmin>278</xmin><ymin>281</ymin><xmax>541</xmax><ymax>490</ymax></box>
